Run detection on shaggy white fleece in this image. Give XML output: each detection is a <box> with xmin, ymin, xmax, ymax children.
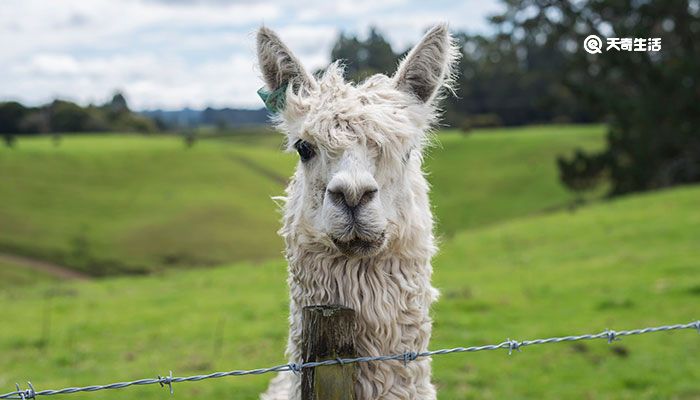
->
<box><xmin>258</xmin><ymin>24</ymin><xmax>459</xmax><ymax>400</ymax></box>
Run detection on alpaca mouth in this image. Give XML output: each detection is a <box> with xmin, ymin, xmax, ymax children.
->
<box><xmin>331</xmin><ymin>234</ymin><xmax>385</xmax><ymax>257</ymax></box>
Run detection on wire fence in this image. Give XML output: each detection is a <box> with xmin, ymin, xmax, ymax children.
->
<box><xmin>2</xmin><ymin>320</ymin><xmax>698</xmax><ymax>399</ymax></box>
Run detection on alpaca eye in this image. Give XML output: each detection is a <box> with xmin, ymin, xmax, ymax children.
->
<box><xmin>294</xmin><ymin>140</ymin><xmax>316</xmax><ymax>162</ymax></box>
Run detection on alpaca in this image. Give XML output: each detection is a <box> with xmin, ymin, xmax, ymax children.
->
<box><xmin>257</xmin><ymin>24</ymin><xmax>458</xmax><ymax>400</ymax></box>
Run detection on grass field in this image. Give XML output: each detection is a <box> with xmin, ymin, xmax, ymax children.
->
<box><xmin>0</xmin><ymin>134</ymin><xmax>295</xmax><ymax>274</ymax></box>
<box><xmin>0</xmin><ymin>125</ymin><xmax>605</xmax><ymax>275</ymax></box>
<box><xmin>429</xmin><ymin>125</ymin><xmax>605</xmax><ymax>235</ymax></box>
<box><xmin>0</xmin><ymin>258</ymin><xmax>57</xmax><ymax>287</ymax></box>
<box><xmin>431</xmin><ymin>185</ymin><xmax>700</xmax><ymax>399</ymax></box>
<box><xmin>1</xmin><ymin>186</ymin><xmax>698</xmax><ymax>399</ymax></box>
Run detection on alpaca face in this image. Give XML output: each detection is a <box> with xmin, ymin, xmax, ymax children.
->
<box><xmin>289</xmin><ymin>97</ymin><xmax>418</xmax><ymax>257</ymax></box>
<box><xmin>290</xmin><ymin>93</ymin><xmax>425</xmax><ymax>257</ymax></box>
<box><xmin>296</xmin><ymin>136</ymin><xmax>387</xmax><ymax>257</ymax></box>
<box><xmin>257</xmin><ymin>24</ymin><xmax>458</xmax><ymax>257</ymax></box>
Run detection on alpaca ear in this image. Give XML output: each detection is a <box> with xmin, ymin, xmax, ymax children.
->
<box><xmin>257</xmin><ymin>27</ymin><xmax>312</xmax><ymax>92</ymax></box>
<box><xmin>393</xmin><ymin>24</ymin><xmax>458</xmax><ymax>103</ymax></box>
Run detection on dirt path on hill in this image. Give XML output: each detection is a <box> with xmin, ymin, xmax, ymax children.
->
<box><xmin>229</xmin><ymin>154</ymin><xmax>289</xmax><ymax>186</ymax></box>
<box><xmin>1</xmin><ymin>155</ymin><xmax>287</xmax><ymax>282</ymax></box>
<box><xmin>0</xmin><ymin>252</ymin><xmax>90</xmax><ymax>280</ymax></box>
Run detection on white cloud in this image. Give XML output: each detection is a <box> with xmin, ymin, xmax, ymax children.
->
<box><xmin>5</xmin><ymin>52</ymin><xmax>265</xmax><ymax>109</ymax></box>
<box><xmin>0</xmin><ymin>0</ymin><xmax>501</xmax><ymax>110</ymax></box>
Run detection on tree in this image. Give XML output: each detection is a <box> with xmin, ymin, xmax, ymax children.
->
<box><xmin>0</xmin><ymin>102</ymin><xmax>29</xmax><ymax>134</ymax></box>
<box><xmin>443</xmin><ymin>13</ymin><xmax>596</xmax><ymax>128</ymax></box>
<box><xmin>0</xmin><ymin>92</ymin><xmax>158</xmax><ymax>135</ymax></box>
<box><xmin>327</xmin><ymin>23</ymin><xmax>596</xmax><ymax>129</ymax></box>
<box><xmin>331</xmin><ymin>27</ymin><xmax>399</xmax><ymax>82</ymax></box>
<box><xmin>49</xmin><ymin>100</ymin><xmax>93</xmax><ymax>132</ymax></box>
<box><xmin>108</xmin><ymin>92</ymin><xmax>129</xmax><ymax>115</ymax></box>
<box><xmin>18</xmin><ymin>107</ymin><xmax>51</xmax><ymax>134</ymax></box>
<box><xmin>496</xmin><ymin>0</ymin><xmax>700</xmax><ymax>195</ymax></box>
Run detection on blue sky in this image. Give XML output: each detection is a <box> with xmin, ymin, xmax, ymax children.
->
<box><xmin>0</xmin><ymin>0</ymin><xmax>501</xmax><ymax>110</ymax></box>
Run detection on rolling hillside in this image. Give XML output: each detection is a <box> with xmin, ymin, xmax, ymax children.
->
<box><xmin>429</xmin><ymin>125</ymin><xmax>605</xmax><ymax>235</ymax></box>
<box><xmin>0</xmin><ymin>125</ymin><xmax>605</xmax><ymax>275</ymax></box>
<box><xmin>431</xmin><ymin>185</ymin><xmax>700</xmax><ymax>399</ymax></box>
<box><xmin>0</xmin><ymin>135</ymin><xmax>295</xmax><ymax>275</ymax></box>
<box><xmin>1</xmin><ymin>186</ymin><xmax>697</xmax><ymax>399</ymax></box>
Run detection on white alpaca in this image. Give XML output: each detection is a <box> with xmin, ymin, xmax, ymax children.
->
<box><xmin>257</xmin><ymin>24</ymin><xmax>458</xmax><ymax>400</ymax></box>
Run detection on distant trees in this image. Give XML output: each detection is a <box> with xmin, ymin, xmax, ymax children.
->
<box><xmin>330</xmin><ymin>0</ymin><xmax>699</xmax><ymax>196</ymax></box>
<box><xmin>0</xmin><ymin>102</ymin><xmax>31</xmax><ymax>146</ymax></box>
<box><xmin>447</xmin><ymin>30</ymin><xmax>594</xmax><ymax>129</ymax></box>
<box><xmin>108</xmin><ymin>92</ymin><xmax>129</xmax><ymax>115</ymax></box>
<box><xmin>331</xmin><ymin>28</ymin><xmax>400</xmax><ymax>82</ymax></box>
<box><xmin>328</xmin><ymin>25</ymin><xmax>595</xmax><ymax>130</ymax></box>
<box><xmin>0</xmin><ymin>101</ymin><xmax>29</xmax><ymax>134</ymax></box>
<box><xmin>498</xmin><ymin>0</ymin><xmax>700</xmax><ymax>195</ymax></box>
<box><xmin>105</xmin><ymin>93</ymin><xmax>159</xmax><ymax>133</ymax></box>
<box><xmin>50</xmin><ymin>100</ymin><xmax>97</xmax><ymax>132</ymax></box>
<box><xmin>0</xmin><ymin>92</ymin><xmax>158</xmax><ymax>137</ymax></box>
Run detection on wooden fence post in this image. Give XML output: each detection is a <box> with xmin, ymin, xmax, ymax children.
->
<box><xmin>301</xmin><ymin>305</ymin><xmax>357</xmax><ymax>400</ymax></box>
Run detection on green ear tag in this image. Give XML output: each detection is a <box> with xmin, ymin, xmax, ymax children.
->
<box><xmin>257</xmin><ymin>82</ymin><xmax>288</xmax><ymax>114</ymax></box>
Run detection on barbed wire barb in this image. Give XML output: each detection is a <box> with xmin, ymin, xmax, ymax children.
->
<box><xmin>604</xmin><ymin>329</ymin><xmax>620</xmax><ymax>344</ymax></box>
<box><xmin>506</xmin><ymin>339</ymin><xmax>522</xmax><ymax>355</ymax></box>
<box><xmin>287</xmin><ymin>363</ymin><xmax>301</xmax><ymax>376</ymax></box>
<box><xmin>402</xmin><ymin>351</ymin><xmax>418</xmax><ymax>366</ymax></box>
<box><xmin>158</xmin><ymin>371</ymin><xmax>174</xmax><ymax>395</ymax></box>
<box><xmin>0</xmin><ymin>320</ymin><xmax>697</xmax><ymax>399</ymax></box>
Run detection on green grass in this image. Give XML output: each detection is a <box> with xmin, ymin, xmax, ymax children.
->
<box><xmin>431</xmin><ymin>185</ymin><xmax>700</xmax><ymax>399</ymax></box>
<box><xmin>0</xmin><ymin>125</ymin><xmax>605</xmax><ymax>275</ymax></box>
<box><xmin>0</xmin><ymin>134</ymin><xmax>296</xmax><ymax>275</ymax></box>
<box><xmin>1</xmin><ymin>186</ymin><xmax>698</xmax><ymax>399</ymax></box>
<box><xmin>0</xmin><ymin>258</ymin><xmax>57</xmax><ymax>288</ymax></box>
<box><xmin>428</xmin><ymin>125</ymin><xmax>606</xmax><ymax>235</ymax></box>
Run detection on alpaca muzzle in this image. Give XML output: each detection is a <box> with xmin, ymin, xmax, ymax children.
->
<box><xmin>331</xmin><ymin>231</ymin><xmax>386</xmax><ymax>257</ymax></box>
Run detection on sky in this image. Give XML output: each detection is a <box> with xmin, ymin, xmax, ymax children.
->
<box><xmin>0</xmin><ymin>0</ymin><xmax>502</xmax><ymax>110</ymax></box>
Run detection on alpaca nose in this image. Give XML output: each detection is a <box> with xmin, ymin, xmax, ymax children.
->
<box><xmin>327</xmin><ymin>184</ymin><xmax>378</xmax><ymax>210</ymax></box>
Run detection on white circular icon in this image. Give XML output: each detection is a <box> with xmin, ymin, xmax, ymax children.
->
<box><xmin>583</xmin><ymin>35</ymin><xmax>603</xmax><ymax>54</ymax></box>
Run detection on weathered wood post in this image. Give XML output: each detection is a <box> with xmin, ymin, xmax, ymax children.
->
<box><xmin>301</xmin><ymin>305</ymin><xmax>357</xmax><ymax>400</ymax></box>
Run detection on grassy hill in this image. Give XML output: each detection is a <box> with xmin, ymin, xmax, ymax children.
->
<box><xmin>0</xmin><ymin>125</ymin><xmax>604</xmax><ymax>275</ymax></box>
<box><xmin>429</xmin><ymin>125</ymin><xmax>605</xmax><ymax>235</ymax></box>
<box><xmin>1</xmin><ymin>186</ymin><xmax>698</xmax><ymax>399</ymax></box>
<box><xmin>431</xmin><ymin>185</ymin><xmax>700</xmax><ymax>399</ymax></box>
<box><xmin>0</xmin><ymin>257</ymin><xmax>57</xmax><ymax>287</ymax></box>
<box><xmin>0</xmin><ymin>135</ymin><xmax>295</xmax><ymax>275</ymax></box>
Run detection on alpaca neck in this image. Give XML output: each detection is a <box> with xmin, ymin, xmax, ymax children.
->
<box><xmin>284</xmin><ymin>175</ymin><xmax>437</xmax><ymax>326</ymax></box>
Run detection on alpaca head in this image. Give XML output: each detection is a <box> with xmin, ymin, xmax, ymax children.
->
<box><xmin>257</xmin><ymin>25</ymin><xmax>458</xmax><ymax>258</ymax></box>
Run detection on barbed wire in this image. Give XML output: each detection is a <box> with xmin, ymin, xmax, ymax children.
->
<box><xmin>2</xmin><ymin>320</ymin><xmax>698</xmax><ymax>399</ymax></box>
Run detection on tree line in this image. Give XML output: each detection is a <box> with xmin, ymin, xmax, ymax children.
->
<box><xmin>330</xmin><ymin>28</ymin><xmax>595</xmax><ymax>130</ymax></box>
<box><xmin>0</xmin><ymin>93</ymin><xmax>158</xmax><ymax>144</ymax></box>
<box><xmin>330</xmin><ymin>0</ymin><xmax>699</xmax><ymax>196</ymax></box>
